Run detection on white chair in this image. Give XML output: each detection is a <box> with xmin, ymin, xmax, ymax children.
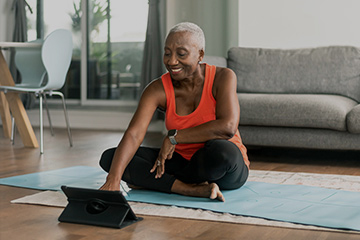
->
<box><xmin>0</xmin><ymin>29</ymin><xmax>73</xmax><ymax>154</ymax></box>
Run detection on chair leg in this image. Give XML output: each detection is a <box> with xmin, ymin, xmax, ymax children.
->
<box><xmin>11</xmin><ymin>116</ymin><xmax>15</xmax><ymax>145</ymax></box>
<box><xmin>43</xmin><ymin>94</ymin><xmax>54</xmax><ymax>136</ymax></box>
<box><xmin>51</xmin><ymin>91</ymin><xmax>73</xmax><ymax>147</ymax></box>
<box><xmin>39</xmin><ymin>93</ymin><xmax>44</xmax><ymax>154</ymax></box>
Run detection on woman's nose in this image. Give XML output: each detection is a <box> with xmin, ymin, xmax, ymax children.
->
<box><xmin>168</xmin><ymin>54</ymin><xmax>178</xmax><ymax>65</ymax></box>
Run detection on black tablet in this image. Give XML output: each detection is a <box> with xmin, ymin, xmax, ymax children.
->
<box><xmin>58</xmin><ymin>185</ymin><xmax>142</xmax><ymax>228</ymax></box>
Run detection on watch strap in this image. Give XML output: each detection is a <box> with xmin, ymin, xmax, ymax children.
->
<box><xmin>168</xmin><ymin>129</ymin><xmax>178</xmax><ymax>145</ymax></box>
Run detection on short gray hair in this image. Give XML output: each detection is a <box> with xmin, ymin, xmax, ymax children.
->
<box><xmin>167</xmin><ymin>22</ymin><xmax>205</xmax><ymax>51</ymax></box>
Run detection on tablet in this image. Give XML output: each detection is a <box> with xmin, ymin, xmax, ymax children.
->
<box><xmin>58</xmin><ymin>185</ymin><xmax>142</xmax><ymax>228</ymax></box>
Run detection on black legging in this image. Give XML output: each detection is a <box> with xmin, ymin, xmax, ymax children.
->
<box><xmin>99</xmin><ymin>139</ymin><xmax>249</xmax><ymax>193</ymax></box>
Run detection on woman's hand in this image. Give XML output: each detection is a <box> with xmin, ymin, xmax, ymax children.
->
<box><xmin>99</xmin><ymin>176</ymin><xmax>121</xmax><ymax>191</ymax></box>
<box><xmin>150</xmin><ymin>137</ymin><xmax>175</xmax><ymax>178</ymax></box>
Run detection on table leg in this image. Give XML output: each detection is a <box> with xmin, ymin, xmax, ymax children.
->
<box><xmin>5</xmin><ymin>92</ymin><xmax>39</xmax><ymax>148</ymax></box>
<box><xmin>0</xmin><ymin>51</ymin><xmax>39</xmax><ymax>148</ymax></box>
<box><xmin>0</xmin><ymin>91</ymin><xmax>11</xmax><ymax>138</ymax></box>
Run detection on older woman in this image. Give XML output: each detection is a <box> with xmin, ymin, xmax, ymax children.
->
<box><xmin>99</xmin><ymin>22</ymin><xmax>249</xmax><ymax>201</ymax></box>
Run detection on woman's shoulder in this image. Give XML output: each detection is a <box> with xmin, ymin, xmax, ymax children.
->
<box><xmin>214</xmin><ymin>65</ymin><xmax>235</xmax><ymax>78</ymax></box>
<box><xmin>141</xmin><ymin>77</ymin><xmax>166</xmax><ymax>108</ymax></box>
<box><xmin>144</xmin><ymin>77</ymin><xmax>164</xmax><ymax>92</ymax></box>
<box><xmin>211</xmin><ymin>66</ymin><xmax>238</xmax><ymax>98</ymax></box>
<box><xmin>213</xmin><ymin>66</ymin><xmax>237</xmax><ymax>86</ymax></box>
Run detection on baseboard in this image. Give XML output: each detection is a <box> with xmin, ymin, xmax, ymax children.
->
<box><xmin>0</xmin><ymin>109</ymin><xmax>165</xmax><ymax>132</ymax></box>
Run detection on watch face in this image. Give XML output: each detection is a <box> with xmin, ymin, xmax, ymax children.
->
<box><xmin>168</xmin><ymin>129</ymin><xmax>176</xmax><ymax>136</ymax></box>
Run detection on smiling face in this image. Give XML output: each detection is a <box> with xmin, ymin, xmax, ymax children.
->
<box><xmin>163</xmin><ymin>31</ymin><xmax>204</xmax><ymax>81</ymax></box>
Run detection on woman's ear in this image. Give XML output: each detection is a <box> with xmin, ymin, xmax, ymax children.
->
<box><xmin>199</xmin><ymin>49</ymin><xmax>205</xmax><ymax>62</ymax></box>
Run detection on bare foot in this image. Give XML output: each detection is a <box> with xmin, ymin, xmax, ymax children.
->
<box><xmin>209</xmin><ymin>183</ymin><xmax>225</xmax><ymax>201</ymax></box>
<box><xmin>171</xmin><ymin>180</ymin><xmax>225</xmax><ymax>202</ymax></box>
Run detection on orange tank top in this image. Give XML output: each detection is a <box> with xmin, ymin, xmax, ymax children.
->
<box><xmin>161</xmin><ymin>63</ymin><xmax>250</xmax><ymax>168</ymax></box>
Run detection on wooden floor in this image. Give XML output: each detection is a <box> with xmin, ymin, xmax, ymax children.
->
<box><xmin>0</xmin><ymin>128</ymin><xmax>359</xmax><ymax>240</ymax></box>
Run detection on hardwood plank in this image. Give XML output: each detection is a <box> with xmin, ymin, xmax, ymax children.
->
<box><xmin>0</xmin><ymin>128</ymin><xmax>359</xmax><ymax>240</ymax></box>
<box><xmin>0</xmin><ymin>91</ymin><xmax>11</xmax><ymax>138</ymax></box>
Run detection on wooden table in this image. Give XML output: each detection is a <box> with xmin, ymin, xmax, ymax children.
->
<box><xmin>0</xmin><ymin>42</ymin><xmax>42</xmax><ymax>148</ymax></box>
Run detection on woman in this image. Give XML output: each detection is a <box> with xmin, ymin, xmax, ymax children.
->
<box><xmin>99</xmin><ymin>22</ymin><xmax>250</xmax><ymax>202</ymax></box>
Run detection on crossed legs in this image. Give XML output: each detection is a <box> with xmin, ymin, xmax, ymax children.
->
<box><xmin>99</xmin><ymin>139</ymin><xmax>248</xmax><ymax>200</ymax></box>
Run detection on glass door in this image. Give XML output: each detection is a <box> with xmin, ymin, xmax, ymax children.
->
<box><xmin>87</xmin><ymin>0</ymin><xmax>148</xmax><ymax>101</ymax></box>
<box><xmin>26</xmin><ymin>0</ymin><xmax>148</xmax><ymax>104</ymax></box>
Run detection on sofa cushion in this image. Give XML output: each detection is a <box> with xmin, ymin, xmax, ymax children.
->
<box><xmin>238</xmin><ymin>94</ymin><xmax>358</xmax><ymax>131</ymax></box>
<box><xmin>239</xmin><ymin>126</ymin><xmax>360</xmax><ymax>150</ymax></box>
<box><xmin>347</xmin><ymin>104</ymin><xmax>360</xmax><ymax>133</ymax></box>
<box><xmin>228</xmin><ymin>46</ymin><xmax>360</xmax><ymax>102</ymax></box>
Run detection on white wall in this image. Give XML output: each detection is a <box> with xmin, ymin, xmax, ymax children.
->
<box><xmin>239</xmin><ymin>0</ymin><xmax>360</xmax><ymax>49</ymax></box>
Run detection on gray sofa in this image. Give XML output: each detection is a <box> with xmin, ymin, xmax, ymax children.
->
<box><xmin>204</xmin><ymin>46</ymin><xmax>360</xmax><ymax>150</ymax></box>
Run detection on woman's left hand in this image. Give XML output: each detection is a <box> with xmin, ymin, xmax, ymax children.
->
<box><xmin>150</xmin><ymin>137</ymin><xmax>175</xmax><ymax>178</ymax></box>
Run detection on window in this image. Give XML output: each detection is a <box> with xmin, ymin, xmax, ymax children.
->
<box><xmin>26</xmin><ymin>0</ymin><xmax>148</xmax><ymax>103</ymax></box>
<box><xmin>87</xmin><ymin>0</ymin><xmax>148</xmax><ymax>101</ymax></box>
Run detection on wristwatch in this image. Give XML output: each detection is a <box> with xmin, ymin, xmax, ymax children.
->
<box><xmin>168</xmin><ymin>129</ymin><xmax>178</xmax><ymax>145</ymax></box>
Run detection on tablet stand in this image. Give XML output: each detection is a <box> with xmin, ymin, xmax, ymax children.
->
<box><xmin>58</xmin><ymin>186</ymin><xmax>143</xmax><ymax>229</ymax></box>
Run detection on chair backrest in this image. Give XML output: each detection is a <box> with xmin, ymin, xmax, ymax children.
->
<box><xmin>14</xmin><ymin>40</ymin><xmax>46</xmax><ymax>87</ymax></box>
<box><xmin>41</xmin><ymin>29</ymin><xmax>73</xmax><ymax>90</ymax></box>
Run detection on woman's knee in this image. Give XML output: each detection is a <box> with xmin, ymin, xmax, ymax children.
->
<box><xmin>216</xmin><ymin>162</ymin><xmax>249</xmax><ymax>190</ymax></box>
<box><xmin>204</xmin><ymin>139</ymin><xmax>242</xmax><ymax>167</ymax></box>
<box><xmin>99</xmin><ymin>146</ymin><xmax>158</xmax><ymax>174</ymax></box>
<box><xmin>99</xmin><ymin>147</ymin><xmax>116</xmax><ymax>172</ymax></box>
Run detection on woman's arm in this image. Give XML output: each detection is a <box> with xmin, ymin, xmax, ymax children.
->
<box><xmin>175</xmin><ymin>67</ymin><xmax>240</xmax><ymax>144</ymax></box>
<box><xmin>100</xmin><ymin>79</ymin><xmax>166</xmax><ymax>191</ymax></box>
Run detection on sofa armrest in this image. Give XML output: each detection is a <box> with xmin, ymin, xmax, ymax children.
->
<box><xmin>347</xmin><ymin>104</ymin><xmax>360</xmax><ymax>133</ymax></box>
<box><xmin>202</xmin><ymin>55</ymin><xmax>227</xmax><ymax>68</ymax></box>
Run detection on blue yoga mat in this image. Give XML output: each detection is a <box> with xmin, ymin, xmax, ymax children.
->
<box><xmin>1</xmin><ymin>166</ymin><xmax>359</xmax><ymax>231</ymax></box>
<box><xmin>126</xmin><ymin>183</ymin><xmax>360</xmax><ymax>231</ymax></box>
<box><xmin>0</xmin><ymin>166</ymin><xmax>107</xmax><ymax>191</ymax></box>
